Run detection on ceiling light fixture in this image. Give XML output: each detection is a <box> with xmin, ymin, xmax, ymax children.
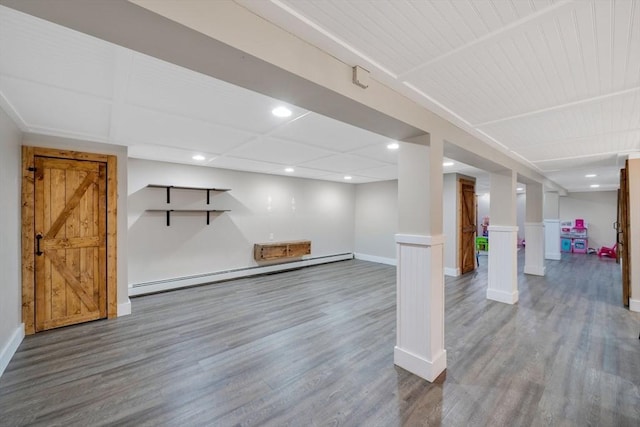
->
<box><xmin>590</xmin><ymin>184</ymin><xmax>600</xmax><ymax>188</ymax></box>
<box><xmin>344</xmin><ymin>175</ymin><xmax>352</xmax><ymax>180</ymax></box>
<box><xmin>516</xmin><ymin>187</ymin><xmax>524</xmax><ymax>191</ymax></box>
<box><xmin>386</xmin><ymin>142</ymin><xmax>399</xmax><ymax>150</ymax></box>
<box><xmin>272</xmin><ymin>106</ymin><xmax>292</xmax><ymax>117</ymax></box>
<box><xmin>285</xmin><ymin>167</ymin><xmax>295</xmax><ymax>173</ymax></box>
<box><xmin>443</xmin><ymin>161</ymin><xmax>454</xmax><ymax>167</ymax></box>
<box><xmin>192</xmin><ymin>154</ymin><xmax>206</xmax><ymax>161</ymax></box>
<box><xmin>585</xmin><ymin>174</ymin><xmax>597</xmax><ymax>178</ymax></box>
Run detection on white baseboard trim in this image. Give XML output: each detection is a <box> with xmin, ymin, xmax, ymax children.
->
<box><xmin>444</xmin><ymin>267</ymin><xmax>460</xmax><ymax>277</ymax></box>
<box><xmin>129</xmin><ymin>253</ymin><xmax>354</xmax><ymax>296</ymax></box>
<box><xmin>629</xmin><ymin>299</ymin><xmax>640</xmax><ymax>313</ymax></box>
<box><xmin>487</xmin><ymin>288</ymin><xmax>519</xmax><ymax>305</ymax></box>
<box><xmin>118</xmin><ymin>299</ymin><xmax>132</xmax><ymax>316</ymax></box>
<box><xmin>524</xmin><ymin>265</ymin><xmax>546</xmax><ymax>276</ymax></box>
<box><xmin>354</xmin><ymin>253</ymin><xmax>396</xmax><ymax>266</ymax></box>
<box><xmin>545</xmin><ymin>252</ymin><xmax>561</xmax><ymax>260</ymax></box>
<box><xmin>394</xmin><ymin>346</ymin><xmax>447</xmax><ymax>382</ymax></box>
<box><xmin>0</xmin><ymin>324</ymin><xmax>24</xmax><ymax>378</ymax></box>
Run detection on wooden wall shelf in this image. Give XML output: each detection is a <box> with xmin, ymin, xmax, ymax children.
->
<box><xmin>146</xmin><ymin>209</ymin><xmax>230</xmax><ymax>226</ymax></box>
<box><xmin>254</xmin><ymin>240</ymin><xmax>311</xmax><ymax>261</ymax></box>
<box><xmin>147</xmin><ymin>184</ymin><xmax>230</xmax><ymax>204</ymax></box>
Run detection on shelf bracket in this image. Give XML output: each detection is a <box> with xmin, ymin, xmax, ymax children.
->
<box><xmin>206</xmin><ymin>211</ymin><xmax>210</xmax><ymax>225</ymax></box>
<box><xmin>206</xmin><ymin>189</ymin><xmax>211</xmax><ymax>205</ymax></box>
<box><xmin>166</xmin><ymin>210</ymin><xmax>170</xmax><ymax>226</ymax></box>
<box><xmin>166</xmin><ymin>187</ymin><xmax>171</xmax><ymax>204</ymax></box>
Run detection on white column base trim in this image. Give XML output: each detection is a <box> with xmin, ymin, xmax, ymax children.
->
<box><xmin>546</xmin><ymin>252</ymin><xmax>561</xmax><ymax>261</ymax></box>
<box><xmin>629</xmin><ymin>299</ymin><xmax>640</xmax><ymax>313</ymax></box>
<box><xmin>444</xmin><ymin>267</ymin><xmax>460</xmax><ymax>277</ymax></box>
<box><xmin>487</xmin><ymin>225</ymin><xmax>518</xmax><ymax>232</ymax></box>
<box><xmin>487</xmin><ymin>288</ymin><xmax>519</xmax><ymax>305</ymax></box>
<box><xmin>395</xmin><ymin>234</ymin><xmax>446</xmax><ymax>382</ymax></box>
<box><xmin>0</xmin><ymin>323</ymin><xmax>24</xmax><ymax>378</ymax></box>
<box><xmin>524</xmin><ymin>222</ymin><xmax>545</xmax><ymax>277</ymax></box>
<box><xmin>395</xmin><ymin>233</ymin><xmax>444</xmax><ymax>246</ymax></box>
<box><xmin>354</xmin><ymin>253</ymin><xmax>396</xmax><ymax>266</ymax></box>
<box><xmin>394</xmin><ymin>347</ymin><xmax>447</xmax><ymax>382</ymax></box>
<box><xmin>524</xmin><ymin>265</ymin><xmax>546</xmax><ymax>276</ymax></box>
<box><xmin>487</xmin><ymin>226</ymin><xmax>518</xmax><ymax>305</ymax></box>
<box><xmin>118</xmin><ymin>299</ymin><xmax>132</xmax><ymax>316</ymax></box>
<box><xmin>544</xmin><ymin>219</ymin><xmax>561</xmax><ymax>260</ymax></box>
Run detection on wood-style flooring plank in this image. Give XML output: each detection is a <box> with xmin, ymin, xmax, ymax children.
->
<box><xmin>1</xmin><ymin>253</ymin><xmax>640</xmax><ymax>426</ymax></box>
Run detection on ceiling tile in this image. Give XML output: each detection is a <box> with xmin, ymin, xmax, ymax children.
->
<box><xmin>299</xmin><ymin>153</ymin><xmax>389</xmax><ymax>173</ymax></box>
<box><xmin>270</xmin><ymin>112</ymin><xmax>391</xmax><ymax>152</ymax></box>
<box><xmin>347</xmin><ymin>144</ymin><xmax>398</xmax><ymax>163</ymax></box>
<box><xmin>207</xmin><ymin>156</ymin><xmax>283</xmax><ymax>174</ymax></box>
<box><xmin>357</xmin><ymin>165</ymin><xmax>398</xmax><ymax>180</ymax></box>
<box><xmin>117</xmin><ymin>105</ymin><xmax>256</xmax><ymax>152</ymax></box>
<box><xmin>126</xmin><ymin>53</ymin><xmax>308</xmax><ymax>134</ymax></box>
<box><xmin>0</xmin><ymin>76</ymin><xmax>111</xmax><ymax>138</ymax></box>
<box><xmin>128</xmin><ymin>144</ymin><xmax>218</xmax><ymax>166</ymax></box>
<box><xmin>0</xmin><ymin>6</ymin><xmax>116</xmax><ymax>98</ymax></box>
<box><xmin>224</xmin><ymin>136</ymin><xmax>335</xmax><ymax>165</ymax></box>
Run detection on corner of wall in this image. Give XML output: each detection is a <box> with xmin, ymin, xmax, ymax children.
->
<box><xmin>0</xmin><ymin>324</ymin><xmax>24</xmax><ymax>378</ymax></box>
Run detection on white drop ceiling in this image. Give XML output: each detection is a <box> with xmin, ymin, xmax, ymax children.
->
<box><xmin>1</xmin><ymin>1</ymin><xmax>638</xmax><ymax>192</ymax></box>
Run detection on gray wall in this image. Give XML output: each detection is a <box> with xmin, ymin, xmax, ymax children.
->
<box><xmin>0</xmin><ymin>107</ymin><xmax>22</xmax><ymax>375</ymax></box>
<box><xmin>559</xmin><ymin>191</ymin><xmax>617</xmax><ymax>250</ymax></box>
<box><xmin>354</xmin><ymin>180</ymin><xmax>397</xmax><ymax>262</ymax></box>
<box><xmin>128</xmin><ymin>159</ymin><xmax>356</xmax><ymax>284</ymax></box>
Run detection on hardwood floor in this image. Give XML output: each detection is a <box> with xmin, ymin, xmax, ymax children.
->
<box><xmin>1</xmin><ymin>252</ymin><xmax>639</xmax><ymax>426</ymax></box>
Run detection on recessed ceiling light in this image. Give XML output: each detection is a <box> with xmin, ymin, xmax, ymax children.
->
<box><xmin>516</xmin><ymin>187</ymin><xmax>524</xmax><ymax>191</ymax></box>
<box><xmin>590</xmin><ymin>184</ymin><xmax>600</xmax><ymax>188</ymax></box>
<box><xmin>344</xmin><ymin>175</ymin><xmax>352</xmax><ymax>180</ymax></box>
<box><xmin>443</xmin><ymin>161</ymin><xmax>454</xmax><ymax>167</ymax></box>
<box><xmin>272</xmin><ymin>106</ymin><xmax>292</xmax><ymax>117</ymax></box>
<box><xmin>284</xmin><ymin>167</ymin><xmax>295</xmax><ymax>173</ymax></box>
<box><xmin>387</xmin><ymin>142</ymin><xmax>399</xmax><ymax>150</ymax></box>
<box><xmin>192</xmin><ymin>154</ymin><xmax>206</xmax><ymax>161</ymax></box>
<box><xmin>585</xmin><ymin>174</ymin><xmax>597</xmax><ymax>178</ymax></box>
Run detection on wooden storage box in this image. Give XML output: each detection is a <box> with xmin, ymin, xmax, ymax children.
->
<box><xmin>254</xmin><ymin>240</ymin><xmax>311</xmax><ymax>261</ymax></box>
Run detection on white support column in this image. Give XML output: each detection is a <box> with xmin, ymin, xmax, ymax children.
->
<box><xmin>543</xmin><ymin>220</ymin><xmax>561</xmax><ymax>260</ymax></box>
<box><xmin>394</xmin><ymin>133</ymin><xmax>446</xmax><ymax>382</ymax></box>
<box><xmin>627</xmin><ymin>155</ymin><xmax>640</xmax><ymax>312</ymax></box>
<box><xmin>524</xmin><ymin>183</ymin><xmax>545</xmax><ymax>276</ymax></box>
<box><xmin>544</xmin><ymin>191</ymin><xmax>561</xmax><ymax>260</ymax></box>
<box><xmin>487</xmin><ymin>171</ymin><xmax>518</xmax><ymax>304</ymax></box>
<box><xmin>544</xmin><ymin>191</ymin><xmax>560</xmax><ymax>220</ymax></box>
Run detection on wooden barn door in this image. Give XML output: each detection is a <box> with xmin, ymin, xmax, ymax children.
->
<box><xmin>459</xmin><ymin>178</ymin><xmax>476</xmax><ymax>274</ymax></box>
<box><xmin>23</xmin><ymin>147</ymin><xmax>117</xmax><ymax>335</ymax></box>
<box><xmin>619</xmin><ymin>163</ymin><xmax>630</xmax><ymax>306</ymax></box>
<box><xmin>33</xmin><ymin>155</ymin><xmax>107</xmax><ymax>331</ymax></box>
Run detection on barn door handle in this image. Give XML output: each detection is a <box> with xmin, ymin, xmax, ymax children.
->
<box><xmin>35</xmin><ymin>233</ymin><xmax>43</xmax><ymax>256</ymax></box>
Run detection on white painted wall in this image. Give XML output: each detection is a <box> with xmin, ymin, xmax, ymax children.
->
<box><xmin>443</xmin><ymin>174</ymin><xmax>458</xmax><ymax>274</ymax></box>
<box><xmin>559</xmin><ymin>191</ymin><xmax>617</xmax><ymax>250</ymax></box>
<box><xmin>0</xmin><ymin>107</ymin><xmax>23</xmax><ymax>377</ymax></box>
<box><xmin>21</xmin><ymin>133</ymin><xmax>130</xmax><ymax>315</ymax></box>
<box><xmin>477</xmin><ymin>192</ymin><xmax>490</xmax><ymax>237</ymax></box>
<box><xmin>517</xmin><ymin>193</ymin><xmax>526</xmax><ymax>242</ymax></box>
<box><xmin>354</xmin><ymin>180</ymin><xmax>397</xmax><ymax>264</ymax></box>
<box><xmin>128</xmin><ymin>159</ymin><xmax>355</xmax><ymax>285</ymax></box>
